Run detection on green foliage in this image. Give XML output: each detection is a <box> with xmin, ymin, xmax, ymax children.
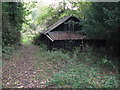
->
<box><xmin>81</xmin><ymin>2</ymin><xmax>120</xmax><ymax>53</ymax></box>
<box><xmin>21</xmin><ymin>33</ymin><xmax>35</xmax><ymax>45</ymax></box>
<box><xmin>38</xmin><ymin>44</ymin><xmax>70</xmax><ymax>62</ymax></box>
<box><xmin>48</xmin><ymin>67</ymin><xmax>118</xmax><ymax>88</ymax></box>
<box><xmin>2</xmin><ymin>2</ymin><xmax>26</xmax><ymax>57</ymax></box>
<box><xmin>36</xmin><ymin>1</ymin><xmax>83</xmax><ymax>30</ymax></box>
<box><xmin>32</xmin><ymin>33</ymin><xmax>42</xmax><ymax>45</ymax></box>
<box><xmin>2</xmin><ymin>46</ymin><xmax>14</xmax><ymax>58</ymax></box>
<box><xmin>22</xmin><ymin>2</ymin><xmax>38</xmax><ymax>31</ymax></box>
<box><xmin>37</xmin><ymin>6</ymin><xmax>56</xmax><ymax>25</ymax></box>
<box><xmin>37</xmin><ymin>45</ymin><xmax>118</xmax><ymax>88</ymax></box>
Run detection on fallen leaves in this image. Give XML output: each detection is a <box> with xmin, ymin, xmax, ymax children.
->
<box><xmin>2</xmin><ymin>45</ymin><xmax>42</xmax><ymax>88</ymax></box>
<box><xmin>2</xmin><ymin>45</ymin><xmax>58</xmax><ymax>88</ymax></box>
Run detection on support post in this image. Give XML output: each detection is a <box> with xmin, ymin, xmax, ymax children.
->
<box><xmin>81</xmin><ymin>39</ymin><xmax>84</xmax><ymax>51</ymax></box>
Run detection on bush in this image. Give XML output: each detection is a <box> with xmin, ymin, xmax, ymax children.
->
<box><xmin>2</xmin><ymin>46</ymin><xmax>14</xmax><ymax>58</ymax></box>
<box><xmin>32</xmin><ymin>33</ymin><xmax>42</xmax><ymax>45</ymax></box>
<box><xmin>38</xmin><ymin>44</ymin><xmax>70</xmax><ymax>63</ymax></box>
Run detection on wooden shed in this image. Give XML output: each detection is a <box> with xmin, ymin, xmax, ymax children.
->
<box><xmin>40</xmin><ymin>15</ymin><xmax>107</xmax><ymax>50</ymax></box>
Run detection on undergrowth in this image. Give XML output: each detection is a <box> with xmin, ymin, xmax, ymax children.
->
<box><xmin>2</xmin><ymin>46</ymin><xmax>14</xmax><ymax>58</ymax></box>
<box><xmin>37</xmin><ymin>44</ymin><xmax>119</xmax><ymax>88</ymax></box>
<box><xmin>2</xmin><ymin>43</ymin><xmax>22</xmax><ymax>58</ymax></box>
<box><xmin>21</xmin><ymin>33</ymin><xmax>35</xmax><ymax>45</ymax></box>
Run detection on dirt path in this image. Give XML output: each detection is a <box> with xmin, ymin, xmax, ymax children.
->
<box><xmin>2</xmin><ymin>45</ymin><xmax>47</xmax><ymax>88</ymax></box>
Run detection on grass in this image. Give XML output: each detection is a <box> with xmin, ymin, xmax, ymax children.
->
<box><xmin>35</xmin><ymin>44</ymin><xmax>119</xmax><ymax>88</ymax></box>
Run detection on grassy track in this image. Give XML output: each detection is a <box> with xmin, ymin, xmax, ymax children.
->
<box><xmin>2</xmin><ymin>44</ymin><xmax>119</xmax><ymax>88</ymax></box>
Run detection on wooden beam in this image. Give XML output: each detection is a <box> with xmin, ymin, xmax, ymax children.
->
<box><xmin>46</xmin><ymin>35</ymin><xmax>54</xmax><ymax>42</ymax></box>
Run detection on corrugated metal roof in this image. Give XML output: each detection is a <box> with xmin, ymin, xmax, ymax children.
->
<box><xmin>41</xmin><ymin>15</ymin><xmax>80</xmax><ymax>34</ymax></box>
<box><xmin>48</xmin><ymin>31</ymin><xmax>86</xmax><ymax>41</ymax></box>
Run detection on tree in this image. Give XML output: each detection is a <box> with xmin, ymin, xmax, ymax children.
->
<box><xmin>2</xmin><ymin>2</ymin><xmax>26</xmax><ymax>54</ymax></box>
<box><xmin>81</xmin><ymin>2</ymin><xmax>120</xmax><ymax>53</ymax></box>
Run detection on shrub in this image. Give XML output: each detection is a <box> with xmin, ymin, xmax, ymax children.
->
<box><xmin>32</xmin><ymin>33</ymin><xmax>42</xmax><ymax>45</ymax></box>
<box><xmin>37</xmin><ymin>45</ymin><xmax>118</xmax><ymax>88</ymax></box>
<box><xmin>47</xmin><ymin>62</ymin><xmax>118</xmax><ymax>88</ymax></box>
<box><xmin>2</xmin><ymin>46</ymin><xmax>13</xmax><ymax>58</ymax></box>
